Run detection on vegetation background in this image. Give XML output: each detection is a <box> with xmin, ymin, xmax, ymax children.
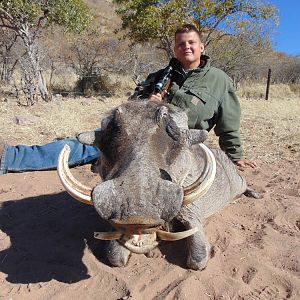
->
<box><xmin>0</xmin><ymin>0</ymin><xmax>299</xmax><ymax>104</ymax></box>
<box><xmin>0</xmin><ymin>0</ymin><xmax>299</xmax><ymax>161</ymax></box>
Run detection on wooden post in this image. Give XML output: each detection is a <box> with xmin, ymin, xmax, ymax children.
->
<box><xmin>265</xmin><ymin>68</ymin><xmax>271</xmax><ymax>100</ymax></box>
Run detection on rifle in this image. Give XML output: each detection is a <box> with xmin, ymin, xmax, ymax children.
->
<box><xmin>154</xmin><ymin>58</ymin><xmax>178</xmax><ymax>102</ymax></box>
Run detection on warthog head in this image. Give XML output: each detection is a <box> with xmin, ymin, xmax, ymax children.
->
<box><xmin>57</xmin><ymin>100</ymin><xmax>216</xmax><ymax>256</ymax></box>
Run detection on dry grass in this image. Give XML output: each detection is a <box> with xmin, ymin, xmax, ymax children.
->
<box><xmin>240</xmin><ymin>96</ymin><xmax>299</xmax><ymax>162</ymax></box>
<box><xmin>0</xmin><ymin>96</ymin><xmax>127</xmax><ymax>145</ymax></box>
<box><xmin>237</xmin><ymin>82</ymin><xmax>299</xmax><ymax>100</ymax></box>
<box><xmin>0</xmin><ymin>84</ymin><xmax>299</xmax><ymax>164</ymax></box>
<box><xmin>47</xmin><ymin>68</ymin><xmax>79</xmax><ymax>93</ymax></box>
<box><xmin>208</xmin><ymin>85</ymin><xmax>300</xmax><ymax>163</ymax></box>
<box><xmin>240</xmin><ymin>84</ymin><xmax>300</xmax><ymax>163</ymax></box>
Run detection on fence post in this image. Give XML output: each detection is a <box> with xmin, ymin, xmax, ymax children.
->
<box><xmin>265</xmin><ymin>68</ymin><xmax>271</xmax><ymax>100</ymax></box>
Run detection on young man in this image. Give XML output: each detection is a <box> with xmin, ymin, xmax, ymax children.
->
<box><xmin>132</xmin><ymin>24</ymin><xmax>256</xmax><ymax>168</ymax></box>
<box><xmin>0</xmin><ymin>24</ymin><xmax>255</xmax><ymax>175</ymax></box>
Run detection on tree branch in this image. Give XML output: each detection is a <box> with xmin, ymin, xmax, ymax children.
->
<box><xmin>0</xmin><ymin>7</ymin><xmax>14</xmax><ymax>24</ymax></box>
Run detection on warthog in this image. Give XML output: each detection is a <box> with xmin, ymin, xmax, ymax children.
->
<box><xmin>57</xmin><ymin>100</ymin><xmax>260</xmax><ymax>270</ymax></box>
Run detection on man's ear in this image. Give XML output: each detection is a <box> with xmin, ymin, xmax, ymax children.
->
<box><xmin>200</xmin><ymin>42</ymin><xmax>205</xmax><ymax>54</ymax></box>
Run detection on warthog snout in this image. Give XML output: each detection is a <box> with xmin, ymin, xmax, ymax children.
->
<box><xmin>109</xmin><ymin>216</ymin><xmax>164</xmax><ymax>234</ymax></box>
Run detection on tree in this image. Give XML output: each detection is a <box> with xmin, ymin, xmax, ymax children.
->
<box><xmin>0</xmin><ymin>0</ymin><xmax>91</xmax><ymax>104</ymax></box>
<box><xmin>113</xmin><ymin>0</ymin><xmax>278</xmax><ymax>57</ymax></box>
<box><xmin>0</xmin><ymin>28</ymin><xmax>18</xmax><ymax>83</ymax></box>
<box><xmin>264</xmin><ymin>53</ymin><xmax>300</xmax><ymax>84</ymax></box>
<box><xmin>206</xmin><ymin>21</ymin><xmax>273</xmax><ymax>86</ymax></box>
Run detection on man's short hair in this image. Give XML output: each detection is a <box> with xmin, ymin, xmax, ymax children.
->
<box><xmin>175</xmin><ymin>24</ymin><xmax>203</xmax><ymax>42</ymax></box>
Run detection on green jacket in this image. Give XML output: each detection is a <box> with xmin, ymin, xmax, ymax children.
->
<box><xmin>133</xmin><ymin>55</ymin><xmax>243</xmax><ymax>162</ymax></box>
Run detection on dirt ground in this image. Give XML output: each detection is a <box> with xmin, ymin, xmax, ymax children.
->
<box><xmin>0</xmin><ymin>92</ymin><xmax>299</xmax><ymax>299</ymax></box>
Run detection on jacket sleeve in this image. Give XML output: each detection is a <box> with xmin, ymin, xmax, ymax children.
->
<box><xmin>214</xmin><ymin>82</ymin><xmax>243</xmax><ymax>162</ymax></box>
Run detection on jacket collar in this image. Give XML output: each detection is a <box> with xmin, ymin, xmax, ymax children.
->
<box><xmin>192</xmin><ymin>54</ymin><xmax>210</xmax><ymax>72</ymax></box>
<box><xmin>174</xmin><ymin>54</ymin><xmax>211</xmax><ymax>76</ymax></box>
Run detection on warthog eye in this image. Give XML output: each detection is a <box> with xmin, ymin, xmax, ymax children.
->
<box><xmin>159</xmin><ymin>169</ymin><xmax>173</xmax><ymax>182</ymax></box>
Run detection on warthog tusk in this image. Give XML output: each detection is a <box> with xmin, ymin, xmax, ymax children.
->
<box><xmin>122</xmin><ymin>234</ymin><xmax>159</xmax><ymax>254</ymax></box>
<box><xmin>57</xmin><ymin>144</ymin><xmax>93</xmax><ymax>205</ymax></box>
<box><xmin>94</xmin><ymin>227</ymin><xmax>199</xmax><ymax>253</ymax></box>
<box><xmin>95</xmin><ymin>231</ymin><xmax>159</xmax><ymax>254</ymax></box>
<box><xmin>94</xmin><ymin>231</ymin><xmax>122</xmax><ymax>240</ymax></box>
<box><xmin>156</xmin><ymin>227</ymin><xmax>199</xmax><ymax>241</ymax></box>
<box><xmin>183</xmin><ymin>144</ymin><xmax>216</xmax><ymax>205</ymax></box>
<box><xmin>122</xmin><ymin>242</ymin><xmax>159</xmax><ymax>254</ymax></box>
<box><xmin>123</xmin><ymin>240</ymin><xmax>159</xmax><ymax>254</ymax></box>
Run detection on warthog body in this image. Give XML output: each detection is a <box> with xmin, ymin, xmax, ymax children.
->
<box><xmin>58</xmin><ymin>100</ymin><xmax>260</xmax><ymax>270</ymax></box>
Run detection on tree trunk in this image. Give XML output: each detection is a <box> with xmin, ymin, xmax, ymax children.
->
<box><xmin>20</xmin><ymin>26</ymin><xmax>49</xmax><ymax>104</ymax></box>
<box><xmin>38</xmin><ymin>69</ymin><xmax>49</xmax><ymax>101</ymax></box>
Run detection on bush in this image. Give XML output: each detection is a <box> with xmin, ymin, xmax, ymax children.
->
<box><xmin>75</xmin><ymin>73</ymin><xmax>115</xmax><ymax>97</ymax></box>
<box><xmin>289</xmin><ymin>83</ymin><xmax>300</xmax><ymax>96</ymax></box>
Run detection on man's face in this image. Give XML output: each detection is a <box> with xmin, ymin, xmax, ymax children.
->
<box><xmin>174</xmin><ymin>31</ymin><xmax>204</xmax><ymax>70</ymax></box>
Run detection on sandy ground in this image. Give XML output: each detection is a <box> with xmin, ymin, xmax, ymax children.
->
<box><xmin>0</xmin><ymin>94</ymin><xmax>300</xmax><ymax>299</ymax></box>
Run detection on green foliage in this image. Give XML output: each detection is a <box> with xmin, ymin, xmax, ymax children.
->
<box><xmin>114</xmin><ymin>0</ymin><xmax>187</xmax><ymax>54</ymax></box>
<box><xmin>113</xmin><ymin>0</ymin><xmax>278</xmax><ymax>55</ymax></box>
<box><xmin>47</xmin><ymin>0</ymin><xmax>92</xmax><ymax>33</ymax></box>
<box><xmin>0</xmin><ymin>0</ymin><xmax>41</xmax><ymax>24</ymax></box>
<box><xmin>0</xmin><ymin>0</ymin><xmax>92</xmax><ymax>33</ymax></box>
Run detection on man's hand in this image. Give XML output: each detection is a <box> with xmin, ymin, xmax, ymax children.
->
<box><xmin>149</xmin><ymin>92</ymin><xmax>163</xmax><ymax>102</ymax></box>
<box><xmin>235</xmin><ymin>159</ymin><xmax>257</xmax><ymax>169</ymax></box>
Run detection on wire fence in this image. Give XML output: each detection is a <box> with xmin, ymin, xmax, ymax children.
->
<box><xmin>52</xmin><ymin>91</ymin><xmax>113</xmax><ymax>97</ymax></box>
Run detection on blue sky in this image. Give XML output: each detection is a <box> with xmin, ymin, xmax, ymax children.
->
<box><xmin>269</xmin><ymin>0</ymin><xmax>300</xmax><ymax>55</ymax></box>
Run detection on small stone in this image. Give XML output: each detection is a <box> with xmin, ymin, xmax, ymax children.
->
<box><xmin>14</xmin><ymin>115</ymin><xmax>39</xmax><ymax>125</ymax></box>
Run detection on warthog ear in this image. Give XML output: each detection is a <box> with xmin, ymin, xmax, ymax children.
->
<box><xmin>101</xmin><ymin>115</ymin><xmax>112</xmax><ymax>130</ymax></box>
<box><xmin>76</xmin><ymin>129</ymin><xmax>102</xmax><ymax>146</ymax></box>
<box><xmin>187</xmin><ymin>129</ymin><xmax>209</xmax><ymax>145</ymax></box>
<box><xmin>155</xmin><ymin>106</ymin><xmax>169</xmax><ymax>124</ymax></box>
<box><xmin>114</xmin><ymin>106</ymin><xmax>126</xmax><ymax>120</ymax></box>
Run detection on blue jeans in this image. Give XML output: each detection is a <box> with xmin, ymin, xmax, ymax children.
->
<box><xmin>0</xmin><ymin>138</ymin><xmax>100</xmax><ymax>175</ymax></box>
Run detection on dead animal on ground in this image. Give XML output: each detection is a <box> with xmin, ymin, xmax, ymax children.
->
<box><xmin>57</xmin><ymin>100</ymin><xmax>261</xmax><ymax>270</ymax></box>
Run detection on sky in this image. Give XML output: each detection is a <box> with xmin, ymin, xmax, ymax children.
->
<box><xmin>269</xmin><ymin>0</ymin><xmax>300</xmax><ymax>55</ymax></box>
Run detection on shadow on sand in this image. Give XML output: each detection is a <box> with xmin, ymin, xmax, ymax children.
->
<box><xmin>0</xmin><ymin>192</ymin><xmax>110</xmax><ymax>284</ymax></box>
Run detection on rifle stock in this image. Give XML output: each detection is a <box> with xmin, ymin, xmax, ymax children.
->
<box><xmin>154</xmin><ymin>58</ymin><xmax>178</xmax><ymax>102</ymax></box>
<box><xmin>160</xmin><ymin>78</ymin><xmax>171</xmax><ymax>101</ymax></box>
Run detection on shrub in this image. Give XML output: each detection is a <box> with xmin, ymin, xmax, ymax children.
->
<box><xmin>75</xmin><ymin>73</ymin><xmax>115</xmax><ymax>97</ymax></box>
